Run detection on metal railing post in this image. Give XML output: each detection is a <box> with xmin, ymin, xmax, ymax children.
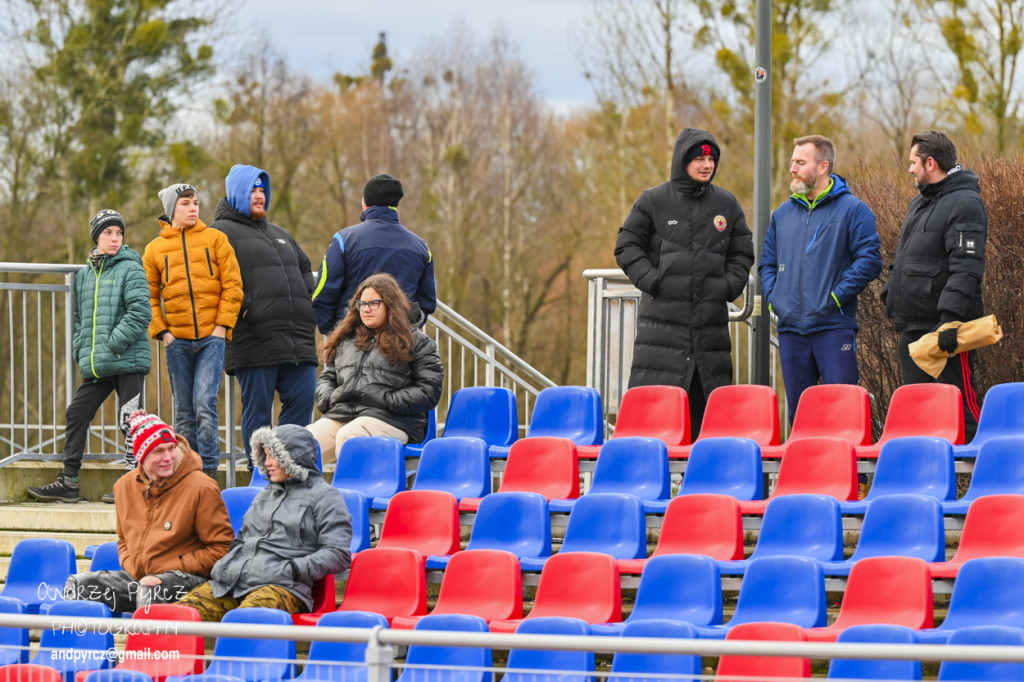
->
<box><xmin>365</xmin><ymin>625</ymin><xmax>394</xmax><ymax>682</ymax></box>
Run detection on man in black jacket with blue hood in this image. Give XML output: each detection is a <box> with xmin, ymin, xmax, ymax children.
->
<box><xmin>615</xmin><ymin>128</ymin><xmax>754</xmax><ymax>437</ymax></box>
<box><xmin>213</xmin><ymin>165</ymin><xmax>319</xmax><ymax>462</ymax></box>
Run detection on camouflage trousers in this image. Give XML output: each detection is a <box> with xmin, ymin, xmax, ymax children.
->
<box><xmin>66</xmin><ymin>570</ymin><xmax>207</xmax><ymax>614</ymax></box>
<box><xmin>177</xmin><ymin>581</ymin><xmax>302</xmax><ymax>622</ymax></box>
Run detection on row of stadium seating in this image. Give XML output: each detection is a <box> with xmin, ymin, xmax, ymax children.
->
<box><xmin>378</xmin><ymin>380</ymin><xmax>1024</xmax><ymax>463</ymax></box>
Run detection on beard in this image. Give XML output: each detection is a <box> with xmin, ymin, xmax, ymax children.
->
<box><xmin>790</xmin><ymin>173</ymin><xmax>817</xmax><ymax>195</ymax></box>
<box><xmin>250</xmin><ymin>206</ymin><xmax>266</xmax><ymax>220</ymax></box>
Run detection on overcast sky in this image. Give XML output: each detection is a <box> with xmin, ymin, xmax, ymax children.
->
<box><xmin>244</xmin><ymin>0</ymin><xmax>597</xmax><ymax>111</ymax></box>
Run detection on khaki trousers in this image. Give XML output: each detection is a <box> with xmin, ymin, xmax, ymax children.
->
<box><xmin>306</xmin><ymin>416</ymin><xmax>408</xmax><ymax>466</ymax></box>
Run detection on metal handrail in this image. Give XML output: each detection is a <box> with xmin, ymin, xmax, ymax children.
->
<box><xmin>2</xmin><ymin>613</ymin><xmax>1023</xmax><ymax>665</ymax></box>
<box><xmin>0</xmin><ymin>263</ymin><xmax>553</xmax><ymax>474</ymax></box>
<box><xmin>582</xmin><ymin>268</ymin><xmax>756</xmax><ymax>322</ymax></box>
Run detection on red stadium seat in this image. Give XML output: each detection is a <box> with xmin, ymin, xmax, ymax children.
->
<box><xmin>489</xmin><ymin>551</ymin><xmax>621</xmax><ymax>633</ymax></box>
<box><xmin>857</xmin><ymin>384</ymin><xmax>965</xmax><ymax>459</ymax></box>
<box><xmin>618</xmin><ymin>494</ymin><xmax>743</xmax><ymax>574</ymax></box>
<box><xmin>667</xmin><ymin>385</ymin><xmax>780</xmax><ymax>459</ymax></box>
<box><xmin>803</xmin><ymin>556</ymin><xmax>933</xmax><ymax>642</ymax></box>
<box><xmin>577</xmin><ymin>386</ymin><xmax>688</xmax><ymax>458</ymax></box>
<box><xmin>392</xmin><ymin>549</ymin><xmax>523</xmax><ymax>629</ymax></box>
<box><xmin>375</xmin><ymin>490</ymin><xmax>461</xmax><ymax>557</ymax></box>
<box><xmin>295</xmin><ymin>547</ymin><xmax>427</xmax><ymax>626</ymax></box>
<box><xmin>760</xmin><ymin>384</ymin><xmax>871</xmax><ymax>458</ymax></box>
<box><xmin>460</xmin><ymin>437</ymin><xmax>578</xmax><ymax>512</ymax></box>
<box><xmin>737</xmin><ymin>437</ymin><xmax>858</xmax><ymax>514</ymax></box>
<box><xmin>715</xmin><ymin>622</ymin><xmax>811</xmax><ymax>680</ymax></box>
<box><xmin>930</xmin><ymin>494</ymin><xmax>1024</xmax><ymax>579</ymax></box>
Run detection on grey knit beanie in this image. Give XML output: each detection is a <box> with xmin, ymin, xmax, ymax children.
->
<box><xmin>158</xmin><ymin>183</ymin><xmax>198</xmax><ymax>222</ymax></box>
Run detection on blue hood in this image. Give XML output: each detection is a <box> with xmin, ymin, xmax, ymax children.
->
<box><xmin>225</xmin><ymin>164</ymin><xmax>271</xmax><ymax>218</ymax></box>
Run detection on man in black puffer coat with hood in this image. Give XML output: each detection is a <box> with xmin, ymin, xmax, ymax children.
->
<box><xmin>213</xmin><ymin>164</ymin><xmax>319</xmax><ymax>463</ymax></box>
<box><xmin>615</xmin><ymin>128</ymin><xmax>754</xmax><ymax>436</ymax></box>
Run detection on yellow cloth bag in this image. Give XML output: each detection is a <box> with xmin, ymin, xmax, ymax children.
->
<box><xmin>909</xmin><ymin>314</ymin><xmax>1003</xmax><ymax>378</ymax></box>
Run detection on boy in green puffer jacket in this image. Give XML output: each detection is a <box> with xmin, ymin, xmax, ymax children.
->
<box><xmin>27</xmin><ymin>209</ymin><xmax>152</xmax><ymax>503</ymax></box>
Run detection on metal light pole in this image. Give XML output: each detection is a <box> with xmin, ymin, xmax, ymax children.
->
<box><xmin>751</xmin><ymin>0</ymin><xmax>773</xmax><ymax>386</ymax></box>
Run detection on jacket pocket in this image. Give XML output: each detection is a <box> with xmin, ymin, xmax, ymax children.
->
<box><xmin>898</xmin><ymin>261</ymin><xmax>941</xmax><ymax>321</ymax></box>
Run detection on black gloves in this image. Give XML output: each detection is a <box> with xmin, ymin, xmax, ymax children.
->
<box><xmin>937</xmin><ymin>328</ymin><xmax>959</xmax><ymax>355</ymax></box>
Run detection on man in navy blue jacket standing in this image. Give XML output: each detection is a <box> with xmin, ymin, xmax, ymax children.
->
<box><xmin>312</xmin><ymin>174</ymin><xmax>435</xmax><ymax>334</ymax></box>
<box><xmin>760</xmin><ymin>135</ymin><xmax>882</xmax><ymax>425</ymax></box>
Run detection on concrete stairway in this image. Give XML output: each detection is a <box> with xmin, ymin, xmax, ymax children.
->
<box><xmin>0</xmin><ymin>502</ymin><xmax>117</xmax><ymax>580</ymax></box>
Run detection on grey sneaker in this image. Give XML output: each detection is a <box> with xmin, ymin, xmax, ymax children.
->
<box><xmin>101</xmin><ymin>491</ymin><xmax>115</xmax><ymax>504</ymax></box>
<box><xmin>27</xmin><ymin>474</ymin><xmax>80</xmax><ymax>503</ymax></box>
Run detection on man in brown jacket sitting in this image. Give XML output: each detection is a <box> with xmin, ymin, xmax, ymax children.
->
<box><xmin>64</xmin><ymin>412</ymin><xmax>234</xmax><ymax>612</ymax></box>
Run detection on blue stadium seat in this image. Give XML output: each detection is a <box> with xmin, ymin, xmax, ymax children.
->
<box><xmin>220</xmin><ymin>487</ymin><xmax>260</xmax><ymax>534</ymax></box>
<box><xmin>590</xmin><ymin>554</ymin><xmax>722</xmax><ymax>635</ymax></box>
<box><xmin>955</xmin><ymin>382</ymin><xmax>1024</xmax><ymax>459</ymax></box>
<box><xmin>820</xmin><ymin>494</ymin><xmax>945</xmax><ymax>576</ymax></box>
<box><xmin>88</xmin><ymin>542</ymin><xmax>122</xmax><ymax>572</ymax></box>
<box><xmin>504</xmin><ymin>617</ymin><xmax>594</xmax><ymax>682</ymax></box>
<box><xmin>718</xmin><ymin>494</ymin><xmax>843</xmax><ymax>576</ymax></box>
<box><xmin>917</xmin><ymin>557</ymin><xmax>1024</xmax><ymax>644</ymax></box>
<box><xmin>938</xmin><ymin>625</ymin><xmax>1024</xmax><ymax>681</ymax></box>
<box><xmin>609</xmin><ymin>620</ymin><xmax>702</xmax><ymax>681</ymax></box>
<box><xmin>489</xmin><ymin>386</ymin><xmax>603</xmax><ymax>458</ymax></box>
<box><xmin>396</xmin><ymin>614</ymin><xmax>492</xmax><ymax>682</ymax></box>
<box><xmin>644</xmin><ymin>437</ymin><xmax>762</xmax><ymax>513</ymax></box>
<box><xmin>944</xmin><ymin>436</ymin><xmax>1024</xmax><ymax>514</ymax></box>
<box><xmin>427</xmin><ymin>492</ymin><xmax>551</xmax><ymax>570</ymax></box>
<box><xmin>404</xmin><ymin>409</ymin><xmax>437</xmax><ymax>459</ymax></box>
<box><xmin>519</xmin><ymin>493</ymin><xmax>646</xmax><ymax>572</ymax></box>
<box><xmin>179</xmin><ymin>608</ymin><xmax>295</xmax><ymax>682</ymax></box>
<box><xmin>0</xmin><ymin>597</ymin><xmax>29</xmax><ymax>665</ymax></box>
<box><xmin>332</xmin><ymin>436</ymin><xmax>405</xmax><ymax>510</ymax></box>
<box><xmin>0</xmin><ymin>539</ymin><xmax>76</xmax><ymax>614</ymax></box>
<box><xmin>440</xmin><ymin>387</ymin><xmax>517</xmax><ymax>449</ymax></box>
<box><xmin>840</xmin><ymin>436</ymin><xmax>956</xmax><ymax>514</ymax></box>
<box><xmin>695</xmin><ymin>555</ymin><xmax>827</xmax><ymax>639</ymax></box>
<box><xmin>31</xmin><ymin>601</ymin><xmax>114</xmax><ymax>682</ymax></box>
<box><xmin>410</xmin><ymin>437</ymin><xmax>490</xmax><ymax>501</ymax></box>
<box><xmin>295</xmin><ymin>611</ymin><xmax>389</xmax><ymax>682</ymax></box>
<box><xmin>827</xmin><ymin>624</ymin><xmax>922</xmax><ymax>680</ymax></box>
<box><xmin>84</xmin><ymin>672</ymin><xmax>160</xmax><ymax>682</ymax></box>
<box><xmin>549</xmin><ymin>437</ymin><xmax>669</xmax><ymax>513</ymax></box>
<box><xmin>337</xmin><ymin>489</ymin><xmax>371</xmax><ymax>553</ymax></box>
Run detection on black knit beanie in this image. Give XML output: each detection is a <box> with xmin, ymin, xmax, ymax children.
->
<box><xmin>683</xmin><ymin>141</ymin><xmax>720</xmax><ymax>166</ymax></box>
<box><xmin>90</xmin><ymin>210</ymin><xmax>126</xmax><ymax>243</ymax></box>
<box><xmin>363</xmin><ymin>174</ymin><xmax>404</xmax><ymax>207</ymax></box>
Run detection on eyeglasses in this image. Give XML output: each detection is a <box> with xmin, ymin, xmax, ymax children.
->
<box><xmin>356</xmin><ymin>299</ymin><xmax>384</xmax><ymax>311</ymax></box>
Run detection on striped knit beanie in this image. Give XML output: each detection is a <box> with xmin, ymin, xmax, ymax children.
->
<box><xmin>128</xmin><ymin>412</ymin><xmax>176</xmax><ymax>465</ymax></box>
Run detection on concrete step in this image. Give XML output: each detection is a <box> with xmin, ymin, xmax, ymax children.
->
<box><xmin>0</xmin><ymin>503</ymin><xmax>116</xmax><ymax>533</ymax></box>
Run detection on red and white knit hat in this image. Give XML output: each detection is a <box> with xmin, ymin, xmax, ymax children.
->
<box><xmin>128</xmin><ymin>412</ymin><xmax>176</xmax><ymax>465</ymax></box>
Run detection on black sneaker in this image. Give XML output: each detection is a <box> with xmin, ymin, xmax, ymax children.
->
<box><xmin>101</xmin><ymin>491</ymin><xmax>115</xmax><ymax>504</ymax></box>
<box><xmin>203</xmin><ymin>468</ymin><xmax>218</xmax><ymax>482</ymax></box>
<box><xmin>27</xmin><ymin>474</ymin><xmax>80</xmax><ymax>503</ymax></box>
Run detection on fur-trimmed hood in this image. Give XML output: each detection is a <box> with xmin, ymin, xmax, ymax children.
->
<box><xmin>250</xmin><ymin>424</ymin><xmax>321</xmax><ymax>482</ymax></box>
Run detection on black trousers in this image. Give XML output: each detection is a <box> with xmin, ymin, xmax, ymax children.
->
<box><xmin>63</xmin><ymin>373</ymin><xmax>145</xmax><ymax>477</ymax></box>
<box><xmin>897</xmin><ymin>332</ymin><xmax>982</xmax><ymax>441</ymax></box>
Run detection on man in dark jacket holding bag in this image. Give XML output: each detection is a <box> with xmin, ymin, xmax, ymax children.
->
<box><xmin>212</xmin><ymin>165</ymin><xmax>319</xmax><ymax>461</ymax></box>
<box><xmin>881</xmin><ymin>131</ymin><xmax>987</xmax><ymax>439</ymax></box>
<box><xmin>615</xmin><ymin>128</ymin><xmax>754</xmax><ymax>437</ymax></box>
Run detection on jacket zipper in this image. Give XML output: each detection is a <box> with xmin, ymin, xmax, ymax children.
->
<box><xmin>181</xmin><ymin>230</ymin><xmax>199</xmax><ymax>337</ymax></box>
<box><xmin>89</xmin><ymin>259</ymin><xmax>105</xmax><ymax>378</ymax></box>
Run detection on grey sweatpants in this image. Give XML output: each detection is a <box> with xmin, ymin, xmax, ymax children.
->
<box><xmin>65</xmin><ymin>570</ymin><xmax>207</xmax><ymax>613</ymax></box>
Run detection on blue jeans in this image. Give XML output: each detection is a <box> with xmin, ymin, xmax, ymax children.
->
<box><xmin>164</xmin><ymin>336</ymin><xmax>226</xmax><ymax>470</ymax></box>
<box><xmin>235</xmin><ymin>363</ymin><xmax>316</xmax><ymax>461</ymax></box>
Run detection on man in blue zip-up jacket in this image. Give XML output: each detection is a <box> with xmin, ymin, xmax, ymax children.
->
<box><xmin>760</xmin><ymin>135</ymin><xmax>882</xmax><ymax>425</ymax></box>
<box><xmin>311</xmin><ymin>174</ymin><xmax>435</xmax><ymax>334</ymax></box>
